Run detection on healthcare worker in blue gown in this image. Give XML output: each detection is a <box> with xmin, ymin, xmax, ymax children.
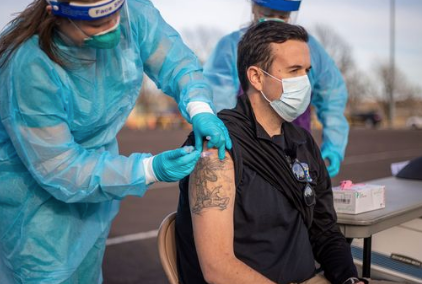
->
<box><xmin>0</xmin><ymin>0</ymin><xmax>232</xmax><ymax>283</ymax></box>
<box><xmin>205</xmin><ymin>0</ymin><xmax>349</xmax><ymax>177</ymax></box>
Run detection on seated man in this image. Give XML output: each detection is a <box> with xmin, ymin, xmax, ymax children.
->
<box><xmin>176</xmin><ymin>21</ymin><xmax>363</xmax><ymax>284</ymax></box>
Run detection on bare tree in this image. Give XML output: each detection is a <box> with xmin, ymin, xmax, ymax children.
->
<box><xmin>375</xmin><ymin>61</ymin><xmax>421</xmax><ymax>122</ymax></box>
<box><xmin>181</xmin><ymin>26</ymin><xmax>225</xmax><ymax>64</ymax></box>
<box><xmin>345</xmin><ymin>70</ymin><xmax>378</xmax><ymax>112</ymax></box>
<box><xmin>313</xmin><ymin>24</ymin><xmax>355</xmax><ymax>77</ymax></box>
<box><xmin>311</xmin><ymin>24</ymin><xmax>377</xmax><ymax>111</ymax></box>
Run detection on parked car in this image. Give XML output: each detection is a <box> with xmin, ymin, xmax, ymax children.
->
<box><xmin>349</xmin><ymin>111</ymin><xmax>382</xmax><ymax>128</ymax></box>
<box><xmin>406</xmin><ymin>116</ymin><xmax>422</xmax><ymax>130</ymax></box>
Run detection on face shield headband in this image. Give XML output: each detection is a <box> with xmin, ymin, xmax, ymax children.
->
<box><xmin>252</xmin><ymin>0</ymin><xmax>301</xmax><ymax>12</ymax></box>
<box><xmin>47</xmin><ymin>0</ymin><xmax>125</xmax><ymax>21</ymax></box>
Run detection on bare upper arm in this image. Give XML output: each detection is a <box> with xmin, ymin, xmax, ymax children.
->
<box><xmin>189</xmin><ymin>146</ymin><xmax>236</xmax><ymax>263</ymax></box>
<box><xmin>189</xmin><ymin>147</ymin><xmax>234</xmax><ymax>215</ymax></box>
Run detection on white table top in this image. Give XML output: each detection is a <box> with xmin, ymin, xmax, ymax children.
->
<box><xmin>336</xmin><ymin>177</ymin><xmax>422</xmax><ymax>238</ymax></box>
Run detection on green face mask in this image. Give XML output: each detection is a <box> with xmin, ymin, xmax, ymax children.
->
<box><xmin>70</xmin><ymin>19</ymin><xmax>121</xmax><ymax>49</ymax></box>
<box><xmin>84</xmin><ymin>24</ymin><xmax>121</xmax><ymax>49</ymax></box>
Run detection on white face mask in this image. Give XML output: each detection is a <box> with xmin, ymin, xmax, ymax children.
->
<box><xmin>259</xmin><ymin>69</ymin><xmax>311</xmax><ymax>122</ymax></box>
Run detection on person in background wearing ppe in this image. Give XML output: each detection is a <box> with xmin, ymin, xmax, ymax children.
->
<box><xmin>204</xmin><ymin>0</ymin><xmax>349</xmax><ymax>177</ymax></box>
<box><xmin>0</xmin><ymin>0</ymin><xmax>231</xmax><ymax>283</ymax></box>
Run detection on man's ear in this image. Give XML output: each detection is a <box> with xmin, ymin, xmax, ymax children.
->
<box><xmin>247</xmin><ymin>66</ymin><xmax>264</xmax><ymax>92</ymax></box>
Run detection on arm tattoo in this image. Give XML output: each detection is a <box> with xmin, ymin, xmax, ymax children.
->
<box><xmin>191</xmin><ymin>156</ymin><xmax>230</xmax><ymax>215</ymax></box>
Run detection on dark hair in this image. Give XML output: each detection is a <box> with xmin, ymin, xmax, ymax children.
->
<box><xmin>237</xmin><ymin>21</ymin><xmax>308</xmax><ymax>92</ymax></box>
<box><xmin>0</xmin><ymin>0</ymin><xmax>94</xmax><ymax>68</ymax></box>
<box><xmin>0</xmin><ymin>0</ymin><xmax>61</xmax><ymax>67</ymax></box>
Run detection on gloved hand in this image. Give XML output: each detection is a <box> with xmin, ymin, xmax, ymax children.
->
<box><xmin>192</xmin><ymin>113</ymin><xmax>232</xmax><ymax>160</ymax></box>
<box><xmin>321</xmin><ymin>149</ymin><xmax>341</xmax><ymax>178</ymax></box>
<box><xmin>152</xmin><ymin>146</ymin><xmax>200</xmax><ymax>182</ymax></box>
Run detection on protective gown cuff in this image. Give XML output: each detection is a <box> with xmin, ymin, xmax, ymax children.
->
<box><xmin>186</xmin><ymin>102</ymin><xmax>214</xmax><ymax>119</ymax></box>
<box><xmin>143</xmin><ymin>156</ymin><xmax>158</xmax><ymax>185</ymax></box>
<box><xmin>321</xmin><ymin>147</ymin><xmax>344</xmax><ymax>162</ymax></box>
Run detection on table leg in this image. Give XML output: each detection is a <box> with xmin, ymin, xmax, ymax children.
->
<box><xmin>362</xmin><ymin>236</ymin><xmax>372</xmax><ymax>278</ymax></box>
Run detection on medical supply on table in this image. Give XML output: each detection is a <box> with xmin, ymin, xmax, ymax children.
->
<box><xmin>332</xmin><ymin>180</ymin><xmax>386</xmax><ymax>214</ymax></box>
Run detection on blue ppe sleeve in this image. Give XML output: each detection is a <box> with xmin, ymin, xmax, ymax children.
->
<box><xmin>131</xmin><ymin>0</ymin><xmax>214</xmax><ymax>120</ymax></box>
<box><xmin>0</xmin><ymin>52</ymin><xmax>151</xmax><ymax>203</ymax></box>
<box><xmin>203</xmin><ymin>30</ymin><xmax>243</xmax><ymax>113</ymax></box>
<box><xmin>308</xmin><ymin>35</ymin><xmax>349</xmax><ymax>161</ymax></box>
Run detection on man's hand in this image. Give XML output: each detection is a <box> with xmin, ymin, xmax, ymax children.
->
<box><xmin>192</xmin><ymin>113</ymin><xmax>232</xmax><ymax>160</ymax></box>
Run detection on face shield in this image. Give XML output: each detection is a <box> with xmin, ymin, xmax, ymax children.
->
<box><xmin>47</xmin><ymin>0</ymin><xmax>125</xmax><ymax>21</ymax></box>
<box><xmin>47</xmin><ymin>0</ymin><xmax>133</xmax><ymax>50</ymax></box>
<box><xmin>252</xmin><ymin>0</ymin><xmax>302</xmax><ymax>24</ymax></box>
<box><xmin>47</xmin><ymin>0</ymin><xmax>139</xmax><ymax>84</ymax></box>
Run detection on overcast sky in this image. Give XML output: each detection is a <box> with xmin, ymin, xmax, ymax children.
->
<box><xmin>1</xmin><ymin>0</ymin><xmax>421</xmax><ymax>91</ymax></box>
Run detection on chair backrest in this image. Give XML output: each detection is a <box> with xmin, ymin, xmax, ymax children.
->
<box><xmin>157</xmin><ymin>211</ymin><xmax>178</xmax><ymax>284</ymax></box>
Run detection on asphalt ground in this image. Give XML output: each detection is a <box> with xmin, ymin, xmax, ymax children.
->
<box><xmin>102</xmin><ymin>128</ymin><xmax>422</xmax><ymax>284</ymax></box>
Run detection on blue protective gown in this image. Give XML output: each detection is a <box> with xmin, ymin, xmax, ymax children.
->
<box><xmin>0</xmin><ymin>0</ymin><xmax>212</xmax><ymax>283</ymax></box>
<box><xmin>204</xmin><ymin>28</ymin><xmax>349</xmax><ymax>161</ymax></box>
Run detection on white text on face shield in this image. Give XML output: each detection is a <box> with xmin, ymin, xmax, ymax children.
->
<box><xmin>88</xmin><ymin>0</ymin><xmax>125</xmax><ymax>19</ymax></box>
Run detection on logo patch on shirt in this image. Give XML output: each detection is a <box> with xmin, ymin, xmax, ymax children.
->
<box><xmin>301</xmin><ymin>163</ymin><xmax>313</xmax><ymax>182</ymax></box>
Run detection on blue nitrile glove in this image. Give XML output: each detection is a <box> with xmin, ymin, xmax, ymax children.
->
<box><xmin>192</xmin><ymin>113</ymin><xmax>232</xmax><ymax>160</ymax></box>
<box><xmin>152</xmin><ymin>146</ymin><xmax>200</xmax><ymax>182</ymax></box>
<box><xmin>321</xmin><ymin>149</ymin><xmax>341</xmax><ymax>178</ymax></box>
